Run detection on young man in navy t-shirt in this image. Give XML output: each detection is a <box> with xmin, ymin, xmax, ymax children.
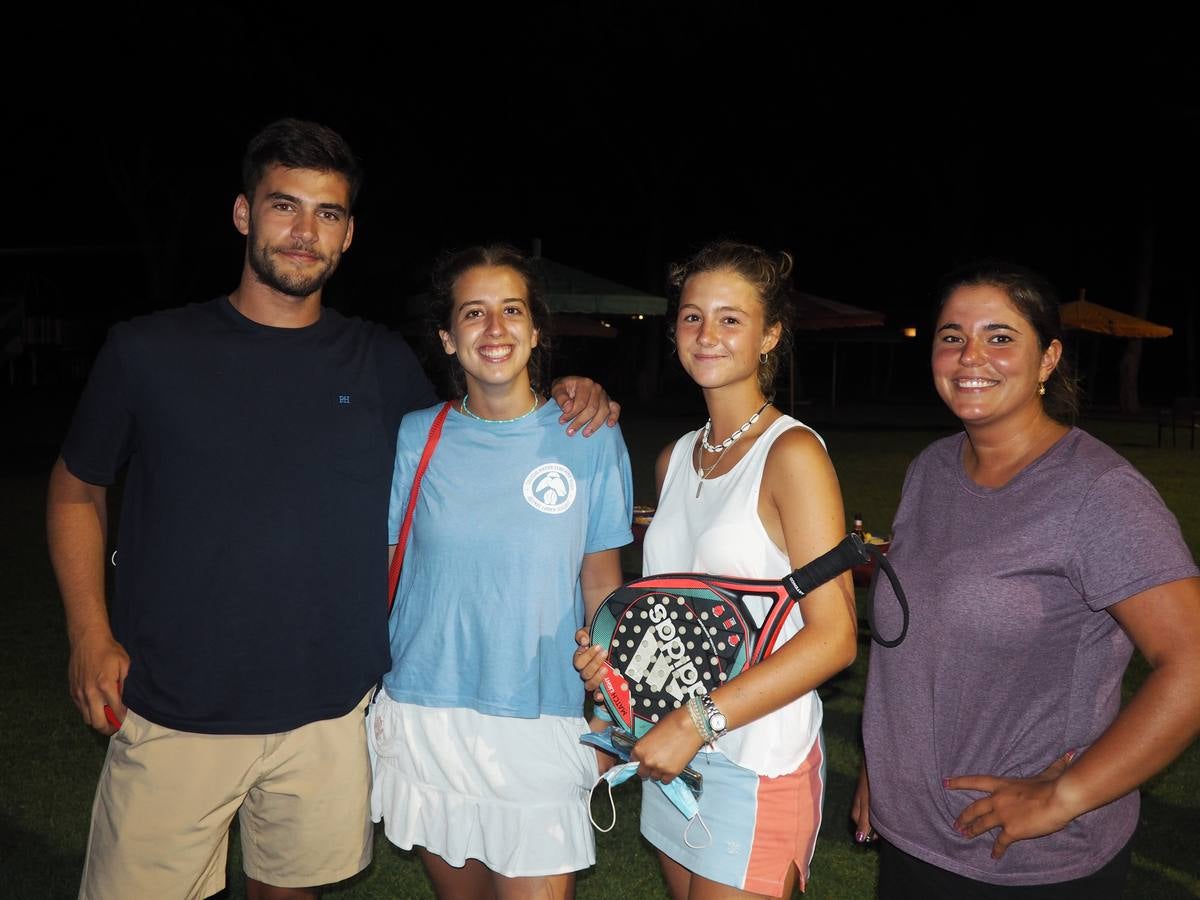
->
<box><xmin>47</xmin><ymin>118</ymin><xmax>618</xmax><ymax>900</ymax></box>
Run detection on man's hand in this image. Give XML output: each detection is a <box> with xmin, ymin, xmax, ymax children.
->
<box><xmin>69</xmin><ymin>630</ymin><xmax>129</xmax><ymax>735</ymax></box>
<box><xmin>549</xmin><ymin>377</ymin><xmax>620</xmax><ymax>437</ymax></box>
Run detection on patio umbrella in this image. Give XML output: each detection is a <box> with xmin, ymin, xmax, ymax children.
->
<box><xmin>1060</xmin><ymin>290</ymin><xmax>1173</xmax><ymax>338</ymax></box>
<box><xmin>791</xmin><ymin>291</ymin><xmax>885</xmax><ymax>331</ymax></box>
<box><xmin>787</xmin><ymin>291</ymin><xmax>887</xmax><ymax>410</ymax></box>
<box><xmin>532</xmin><ymin>256</ymin><xmax>667</xmax><ymax>316</ymax></box>
<box><xmin>403</xmin><ymin>253</ymin><xmax>666</xmax><ymax>319</ymax></box>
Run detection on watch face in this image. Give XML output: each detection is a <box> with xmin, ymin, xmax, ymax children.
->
<box><xmin>710</xmin><ymin>712</ymin><xmax>727</xmax><ymax>733</ymax></box>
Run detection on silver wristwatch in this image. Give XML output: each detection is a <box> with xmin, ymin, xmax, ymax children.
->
<box><xmin>700</xmin><ymin>693</ymin><xmax>728</xmax><ymax>740</ymax></box>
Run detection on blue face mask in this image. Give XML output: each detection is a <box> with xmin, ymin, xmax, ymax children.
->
<box><xmin>581</xmin><ymin>728</ymin><xmax>711</xmax><ymax>849</ymax></box>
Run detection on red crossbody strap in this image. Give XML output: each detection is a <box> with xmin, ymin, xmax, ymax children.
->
<box><xmin>387</xmin><ymin>402</ymin><xmax>452</xmax><ymax>613</ymax></box>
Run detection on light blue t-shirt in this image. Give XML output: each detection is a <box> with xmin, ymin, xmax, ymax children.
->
<box><xmin>384</xmin><ymin>401</ymin><xmax>634</xmax><ymax>718</ymax></box>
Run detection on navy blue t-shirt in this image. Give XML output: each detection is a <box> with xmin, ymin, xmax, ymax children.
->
<box><xmin>62</xmin><ymin>297</ymin><xmax>436</xmax><ymax>733</ymax></box>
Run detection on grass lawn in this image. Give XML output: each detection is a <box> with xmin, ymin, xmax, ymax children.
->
<box><xmin>2</xmin><ymin>411</ymin><xmax>1197</xmax><ymax>898</ymax></box>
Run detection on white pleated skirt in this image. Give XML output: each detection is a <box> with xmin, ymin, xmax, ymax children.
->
<box><xmin>367</xmin><ymin>691</ymin><xmax>599</xmax><ymax>877</ymax></box>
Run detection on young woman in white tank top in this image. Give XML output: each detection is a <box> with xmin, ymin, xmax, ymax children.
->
<box><xmin>575</xmin><ymin>241</ymin><xmax>857</xmax><ymax>897</ymax></box>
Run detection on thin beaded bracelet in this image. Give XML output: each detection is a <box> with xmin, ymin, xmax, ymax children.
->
<box><xmin>687</xmin><ymin>695</ymin><xmax>715</xmax><ymax>744</ymax></box>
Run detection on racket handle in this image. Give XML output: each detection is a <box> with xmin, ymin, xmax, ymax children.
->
<box><xmin>782</xmin><ymin>533</ymin><xmax>870</xmax><ymax>598</ymax></box>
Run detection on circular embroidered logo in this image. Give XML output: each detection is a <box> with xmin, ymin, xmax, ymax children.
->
<box><xmin>523</xmin><ymin>463</ymin><xmax>577</xmax><ymax>514</ymax></box>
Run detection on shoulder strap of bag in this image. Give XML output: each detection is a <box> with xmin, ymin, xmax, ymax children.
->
<box><xmin>387</xmin><ymin>402</ymin><xmax>452</xmax><ymax>613</ymax></box>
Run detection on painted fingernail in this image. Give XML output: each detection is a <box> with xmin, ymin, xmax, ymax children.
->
<box><xmin>855</xmin><ymin>831</ymin><xmax>865</xmax><ymax>843</ymax></box>
<box><xmin>1065</xmin><ymin>748</ymin><xmax>1077</xmax><ymax>762</ymax></box>
<box><xmin>942</xmin><ymin>778</ymin><xmax>951</xmax><ymax>787</ymax></box>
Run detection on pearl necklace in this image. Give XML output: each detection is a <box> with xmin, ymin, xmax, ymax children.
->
<box><xmin>694</xmin><ymin>399</ymin><xmax>772</xmax><ymax>498</ymax></box>
<box><xmin>700</xmin><ymin>400</ymin><xmax>771</xmax><ymax>453</ymax></box>
<box><xmin>461</xmin><ymin>387</ymin><xmax>540</xmax><ymax>423</ymax></box>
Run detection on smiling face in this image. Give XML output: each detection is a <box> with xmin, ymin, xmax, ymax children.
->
<box><xmin>438</xmin><ymin>265</ymin><xmax>538</xmax><ymax>395</ymax></box>
<box><xmin>675</xmin><ymin>269</ymin><xmax>781</xmax><ymax>394</ymax></box>
<box><xmin>234</xmin><ymin>164</ymin><xmax>355</xmax><ymax>299</ymax></box>
<box><xmin>932</xmin><ymin>283</ymin><xmax>1062</xmax><ymax>428</ymax></box>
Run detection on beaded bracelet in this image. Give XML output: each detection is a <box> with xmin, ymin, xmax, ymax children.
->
<box><xmin>687</xmin><ymin>694</ymin><xmax>715</xmax><ymax>744</ymax></box>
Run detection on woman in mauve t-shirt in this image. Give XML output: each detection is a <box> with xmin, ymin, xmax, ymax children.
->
<box><xmin>854</xmin><ymin>261</ymin><xmax>1200</xmax><ymax>899</ymax></box>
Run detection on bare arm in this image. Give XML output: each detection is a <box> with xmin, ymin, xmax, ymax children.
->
<box><xmin>580</xmin><ymin>548</ymin><xmax>626</xmax><ymax>771</ymax></box>
<box><xmin>950</xmin><ymin>575</ymin><xmax>1200</xmax><ymax>858</ymax></box>
<box><xmin>633</xmin><ymin>429</ymin><xmax>857</xmax><ymax>780</ymax></box>
<box><xmin>713</xmin><ymin>428</ymin><xmax>857</xmax><ymax>723</ymax></box>
<box><xmin>47</xmin><ymin>457</ymin><xmax>128</xmax><ymax>734</ymax></box>
<box><xmin>548</xmin><ymin>376</ymin><xmax>621</xmax><ymax>437</ymax></box>
<box><xmin>581</xmin><ymin>548</ymin><xmax>624</xmax><ymax>626</ymax></box>
<box><xmin>851</xmin><ymin>759</ymin><xmax>876</xmax><ymax>843</ymax></box>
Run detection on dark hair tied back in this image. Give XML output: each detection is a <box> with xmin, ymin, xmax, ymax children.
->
<box><xmin>667</xmin><ymin>240</ymin><xmax>794</xmax><ymax>396</ymax></box>
<box><xmin>937</xmin><ymin>260</ymin><xmax>1080</xmax><ymax>423</ymax></box>
<box><xmin>428</xmin><ymin>244</ymin><xmax>553</xmax><ymax>398</ymax></box>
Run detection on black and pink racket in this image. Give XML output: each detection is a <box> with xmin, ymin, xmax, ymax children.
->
<box><xmin>589</xmin><ymin>533</ymin><xmax>908</xmax><ymax>738</ymax></box>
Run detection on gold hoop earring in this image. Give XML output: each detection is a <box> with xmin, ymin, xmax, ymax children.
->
<box><xmin>1037</xmin><ymin>382</ymin><xmax>1046</xmax><ymax>397</ymax></box>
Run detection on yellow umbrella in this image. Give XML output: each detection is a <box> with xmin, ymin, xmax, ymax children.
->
<box><xmin>1061</xmin><ymin>289</ymin><xmax>1173</xmax><ymax>338</ymax></box>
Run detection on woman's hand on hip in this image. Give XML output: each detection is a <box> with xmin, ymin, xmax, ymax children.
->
<box><xmin>945</xmin><ymin>750</ymin><xmax>1078</xmax><ymax>859</ymax></box>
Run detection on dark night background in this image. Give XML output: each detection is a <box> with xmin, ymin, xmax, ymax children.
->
<box><xmin>5</xmin><ymin>8</ymin><xmax>1198</xmax><ymax>437</ymax></box>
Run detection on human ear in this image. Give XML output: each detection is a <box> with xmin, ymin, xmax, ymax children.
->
<box><xmin>1039</xmin><ymin>339</ymin><xmax>1063</xmax><ymax>383</ymax></box>
<box><xmin>761</xmin><ymin>321</ymin><xmax>783</xmax><ymax>355</ymax></box>
<box><xmin>233</xmin><ymin>194</ymin><xmax>250</xmax><ymax>236</ymax></box>
<box><xmin>439</xmin><ymin>329</ymin><xmax>457</xmax><ymax>356</ymax></box>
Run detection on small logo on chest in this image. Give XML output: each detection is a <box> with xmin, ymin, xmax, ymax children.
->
<box><xmin>523</xmin><ymin>463</ymin><xmax>577</xmax><ymax>514</ymax></box>
<box><xmin>337</xmin><ymin>394</ymin><xmax>352</xmax><ymax>406</ymax></box>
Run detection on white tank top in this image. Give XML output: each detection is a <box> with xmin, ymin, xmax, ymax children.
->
<box><xmin>642</xmin><ymin>414</ymin><xmax>824</xmax><ymax>775</ymax></box>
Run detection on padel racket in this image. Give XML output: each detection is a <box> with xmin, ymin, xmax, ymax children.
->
<box><xmin>590</xmin><ymin>533</ymin><xmax>908</xmax><ymax>737</ymax></box>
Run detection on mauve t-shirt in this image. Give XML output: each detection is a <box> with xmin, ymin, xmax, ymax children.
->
<box><xmin>863</xmin><ymin>427</ymin><xmax>1198</xmax><ymax>885</ymax></box>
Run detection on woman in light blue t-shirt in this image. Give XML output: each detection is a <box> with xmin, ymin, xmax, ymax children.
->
<box><xmin>367</xmin><ymin>245</ymin><xmax>633</xmax><ymax>899</ymax></box>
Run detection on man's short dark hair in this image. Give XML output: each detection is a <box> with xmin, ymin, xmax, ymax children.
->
<box><xmin>241</xmin><ymin>118</ymin><xmax>363</xmax><ymax>209</ymax></box>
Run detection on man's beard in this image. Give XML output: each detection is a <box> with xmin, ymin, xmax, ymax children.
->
<box><xmin>247</xmin><ymin>226</ymin><xmax>340</xmax><ymax>298</ymax></box>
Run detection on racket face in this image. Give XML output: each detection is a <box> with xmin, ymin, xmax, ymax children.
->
<box><xmin>590</xmin><ymin>576</ymin><xmax>755</xmax><ymax>738</ymax></box>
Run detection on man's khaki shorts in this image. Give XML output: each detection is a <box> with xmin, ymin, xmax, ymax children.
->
<box><xmin>78</xmin><ymin>691</ymin><xmax>374</xmax><ymax>900</ymax></box>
